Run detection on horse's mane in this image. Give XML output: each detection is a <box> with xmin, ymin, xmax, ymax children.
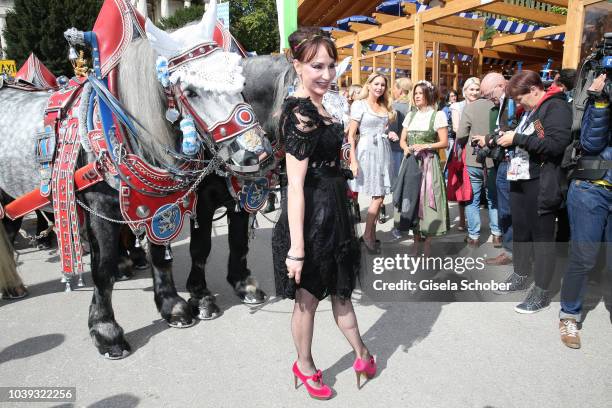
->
<box><xmin>241</xmin><ymin>55</ymin><xmax>296</xmax><ymax>141</ymax></box>
<box><xmin>117</xmin><ymin>38</ymin><xmax>177</xmax><ymax>165</ymax></box>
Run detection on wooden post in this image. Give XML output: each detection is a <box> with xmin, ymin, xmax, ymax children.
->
<box><xmin>412</xmin><ymin>14</ymin><xmax>425</xmax><ymax>82</ymax></box>
<box><xmin>432</xmin><ymin>42</ymin><xmax>440</xmax><ymax>86</ymax></box>
<box><xmin>351</xmin><ymin>35</ymin><xmax>361</xmax><ymax>85</ymax></box>
<box><xmin>562</xmin><ymin>0</ymin><xmax>585</xmax><ymax>69</ymax></box>
<box><xmin>373</xmin><ymin>56</ymin><xmax>377</xmax><ymax>75</ymax></box>
<box><xmin>453</xmin><ymin>61</ymin><xmax>459</xmax><ymax>91</ymax></box>
<box><xmin>471</xmin><ymin>31</ymin><xmax>484</xmax><ymax>77</ymax></box>
<box><xmin>391</xmin><ymin>51</ymin><xmax>396</xmax><ymax>89</ymax></box>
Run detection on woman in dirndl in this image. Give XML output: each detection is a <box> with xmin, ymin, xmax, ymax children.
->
<box><xmin>399</xmin><ymin>81</ymin><xmax>450</xmax><ymax>256</ymax></box>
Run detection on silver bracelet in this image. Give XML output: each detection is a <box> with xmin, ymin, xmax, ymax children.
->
<box><xmin>286</xmin><ymin>254</ymin><xmax>305</xmax><ymax>261</ymax></box>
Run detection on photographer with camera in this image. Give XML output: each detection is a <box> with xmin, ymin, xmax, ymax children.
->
<box><xmin>558</xmin><ymin>73</ymin><xmax>611</xmax><ymax>349</ymax></box>
<box><xmin>455</xmin><ymin>73</ymin><xmax>504</xmax><ymax>248</ymax></box>
<box><xmin>494</xmin><ymin>70</ymin><xmax>572</xmax><ymax>313</ymax></box>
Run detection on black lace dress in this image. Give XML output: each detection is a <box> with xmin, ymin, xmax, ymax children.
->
<box><xmin>272</xmin><ymin>97</ymin><xmax>360</xmax><ymax>301</ymax></box>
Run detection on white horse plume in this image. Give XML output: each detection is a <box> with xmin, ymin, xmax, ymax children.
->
<box><xmin>145</xmin><ymin>0</ymin><xmax>218</xmax><ymax>58</ymax></box>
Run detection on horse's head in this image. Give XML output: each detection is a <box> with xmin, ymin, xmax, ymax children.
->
<box><xmin>144</xmin><ymin>0</ymin><xmax>273</xmax><ymax>176</ymax></box>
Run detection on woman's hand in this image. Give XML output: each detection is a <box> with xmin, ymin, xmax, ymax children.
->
<box><xmin>286</xmin><ymin>250</ymin><xmax>304</xmax><ymax>284</ymax></box>
<box><xmin>350</xmin><ymin>160</ymin><xmax>359</xmax><ymax>178</ymax></box>
<box><xmin>411</xmin><ymin>144</ymin><xmax>425</xmax><ymax>153</ymax></box>
<box><xmin>497</xmin><ymin>130</ymin><xmax>516</xmax><ymax>147</ymax></box>
<box><xmin>403</xmin><ymin>146</ymin><xmax>411</xmax><ymax>156</ymax></box>
<box><xmin>388</xmin><ymin>131</ymin><xmax>399</xmax><ymax>142</ymax></box>
<box><xmin>588</xmin><ymin>74</ymin><xmax>607</xmax><ymax>93</ymax></box>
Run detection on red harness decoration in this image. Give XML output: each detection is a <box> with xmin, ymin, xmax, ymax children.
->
<box><xmin>93</xmin><ymin>0</ymin><xmax>145</xmax><ymax>78</ymax></box>
<box><xmin>118</xmin><ymin>155</ymin><xmax>198</xmax><ymax>244</ymax></box>
<box><xmin>45</xmin><ymin>82</ymin><xmax>87</xmax><ymax>275</ymax></box>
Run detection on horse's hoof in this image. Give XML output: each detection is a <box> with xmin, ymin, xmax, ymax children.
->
<box><xmin>193</xmin><ymin>295</ymin><xmax>222</xmax><ymax>320</ymax></box>
<box><xmin>240</xmin><ymin>289</ymin><xmax>267</xmax><ymax>305</ymax></box>
<box><xmin>37</xmin><ymin>241</ymin><xmax>51</xmax><ymax>250</ymax></box>
<box><xmin>166</xmin><ymin>316</ymin><xmax>195</xmax><ymax>328</ymax></box>
<box><xmin>234</xmin><ymin>277</ymin><xmax>267</xmax><ymax>305</ymax></box>
<box><xmin>198</xmin><ymin>309</ymin><xmax>222</xmax><ymax>320</ymax></box>
<box><xmin>103</xmin><ymin>349</ymin><xmax>131</xmax><ymax>360</ymax></box>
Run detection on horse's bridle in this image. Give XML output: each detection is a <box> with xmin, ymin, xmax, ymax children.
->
<box><xmin>166</xmin><ymin>42</ymin><xmax>275</xmax><ymax>179</ymax></box>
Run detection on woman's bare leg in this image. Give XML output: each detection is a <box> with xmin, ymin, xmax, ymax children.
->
<box><xmin>364</xmin><ymin>195</ymin><xmax>384</xmax><ymax>242</ymax></box>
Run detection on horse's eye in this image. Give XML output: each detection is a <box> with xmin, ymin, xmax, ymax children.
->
<box><xmin>184</xmin><ymin>89</ymin><xmax>198</xmax><ymax>98</ymax></box>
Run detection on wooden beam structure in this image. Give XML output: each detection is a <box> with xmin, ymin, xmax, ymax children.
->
<box><xmin>562</xmin><ymin>0</ymin><xmax>585</xmax><ymax>69</ymax></box>
<box><xmin>317</xmin><ymin>0</ymin><xmax>577</xmax><ymax>83</ymax></box>
<box><xmin>477</xmin><ymin>3</ymin><xmax>566</xmax><ymax>26</ymax></box>
<box><xmin>432</xmin><ymin>42</ymin><xmax>440</xmax><ymax>85</ymax></box>
<box><xmin>412</xmin><ymin>13</ymin><xmax>426</xmax><ymax>81</ymax></box>
<box><xmin>478</xmin><ymin>25</ymin><xmax>567</xmax><ymax>48</ymax></box>
<box><xmin>352</xmin><ymin>35</ymin><xmax>361</xmax><ymax>85</ymax></box>
<box><xmin>419</xmin><ymin>0</ymin><xmax>501</xmax><ymax>24</ymax></box>
<box><xmin>336</xmin><ymin>0</ymin><xmax>499</xmax><ymax>48</ymax></box>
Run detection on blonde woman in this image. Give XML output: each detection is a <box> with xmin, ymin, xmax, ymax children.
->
<box><xmin>348</xmin><ymin>73</ymin><xmax>396</xmax><ymax>251</ymax></box>
<box><xmin>449</xmin><ymin>77</ymin><xmax>480</xmax><ymax>231</ymax></box>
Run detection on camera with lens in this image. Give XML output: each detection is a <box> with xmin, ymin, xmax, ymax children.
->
<box><xmin>585</xmin><ymin>32</ymin><xmax>612</xmax><ymax>102</ymax></box>
<box><xmin>563</xmin><ymin>32</ymin><xmax>612</xmax><ymax>178</ymax></box>
<box><xmin>473</xmin><ymin>131</ymin><xmax>505</xmax><ymax>164</ymax></box>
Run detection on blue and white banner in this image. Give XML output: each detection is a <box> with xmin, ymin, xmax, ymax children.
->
<box><xmin>217</xmin><ymin>1</ymin><xmax>230</xmax><ymax>29</ymax></box>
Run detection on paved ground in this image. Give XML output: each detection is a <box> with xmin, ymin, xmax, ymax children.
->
<box><xmin>1</xmin><ymin>199</ymin><xmax>611</xmax><ymax>408</ymax></box>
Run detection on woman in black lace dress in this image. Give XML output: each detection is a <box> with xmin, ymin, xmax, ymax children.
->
<box><xmin>272</xmin><ymin>28</ymin><xmax>375</xmax><ymax>399</ymax></box>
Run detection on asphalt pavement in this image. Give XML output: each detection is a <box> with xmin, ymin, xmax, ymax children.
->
<box><xmin>1</xmin><ymin>199</ymin><xmax>611</xmax><ymax>408</ymax></box>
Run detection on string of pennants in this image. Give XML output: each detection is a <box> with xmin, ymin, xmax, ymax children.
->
<box><xmin>335</xmin><ymin>0</ymin><xmax>565</xmax><ymax>40</ymax></box>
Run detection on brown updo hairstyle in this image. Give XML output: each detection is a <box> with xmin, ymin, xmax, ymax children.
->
<box><xmin>412</xmin><ymin>81</ymin><xmax>438</xmax><ymax>107</ymax></box>
<box><xmin>286</xmin><ymin>27</ymin><xmax>338</xmax><ymax>63</ymax></box>
<box><xmin>506</xmin><ymin>70</ymin><xmax>544</xmax><ymax>99</ymax></box>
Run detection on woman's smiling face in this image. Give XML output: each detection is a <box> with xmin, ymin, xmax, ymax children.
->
<box><xmin>293</xmin><ymin>44</ymin><xmax>336</xmax><ymax>98</ymax></box>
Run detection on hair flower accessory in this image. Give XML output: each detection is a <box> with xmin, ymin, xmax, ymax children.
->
<box><xmin>416</xmin><ymin>80</ymin><xmax>434</xmax><ymax>90</ymax></box>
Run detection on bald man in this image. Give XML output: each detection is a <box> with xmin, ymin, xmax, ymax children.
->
<box><xmin>455</xmin><ymin>72</ymin><xmax>505</xmax><ymax>248</ymax></box>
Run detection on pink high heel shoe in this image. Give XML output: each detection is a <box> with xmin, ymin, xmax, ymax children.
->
<box><xmin>353</xmin><ymin>355</ymin><xmax>376</xmax><ymax>388</ymax></box>
<box><xmin>292</xmin><ymin>361</ymin><xmax>333</xmax><ymax>400</ymax></box>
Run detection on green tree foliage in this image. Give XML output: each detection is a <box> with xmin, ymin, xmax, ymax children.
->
<box><xmin>157</xmin><ymin>1</ymin><xmax>280</xmax><ymax>55</ymax></box>
<box><xmin>230</xmin><ymin>0</ymin><xmax>279</xmax><ymax>54</ymax></box>
<box><xmin>3</xmin><ymin>0</ymin><xmax>103</xmax><ymax>76</ymax></box>
<box><xmin>159</xmin><ymin>5</ymin><xmax>205</xmax><ymax>30</ymax></box>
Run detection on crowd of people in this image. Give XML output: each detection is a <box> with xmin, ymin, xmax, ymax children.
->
<box><xmin>1</xmin><ymin>25</ymin><xmax>608</xmax><ymax>401</ymax></box>
<box><xmin>335</xmin><ymin>64</ymin><xmax>609</xmax><ymax>353</ymax></box>
<box><xmin>270</xmin><ymin>26</ymin><xmax>610</xmax><ymax>400</ymax></box>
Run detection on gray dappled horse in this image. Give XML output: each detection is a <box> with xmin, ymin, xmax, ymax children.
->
<box><xmin>184</xmin><ymin>55</ymin><xmax>295</xmax><ymax>319</ymax></box>
<box><xmin>0</xmin><ymin>4</ymin><xmax>272</xmax><ymax>359</ymax></box>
